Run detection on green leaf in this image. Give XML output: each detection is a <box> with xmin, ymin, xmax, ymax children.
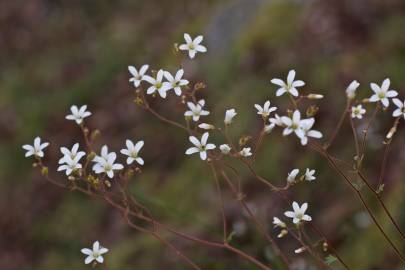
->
<box><xmin>325</xmin><ymin>254</ymin><xmax>338</xmax><ymax>265</ymax></box>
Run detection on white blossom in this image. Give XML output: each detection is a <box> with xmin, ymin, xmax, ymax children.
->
<box><xmin>351</xmin><ymin>104</ymin><xmax>366</xmax><ymax>119</ymax></box>
<box><xmin>81</xmin><ymin>241</ymin><xmax>109</xmax><ymax>265</ymax></box>
<box><xmin>271</xmin><ymin>69</ymin><xmax>305</xmax><ymax>97</ymax></box>
<box><xmin>143</xmin><ymin>69</ymin><xmax>171</xmax><ymax>98</ymax></box>
<box><xmin>304</xmin><ymin>168</ymin><xmax>316</xmax><ymax>181</ymax></box>
<box><xmin>185</xmin><ymin>132</ymin><xmax>216</xmax><ymax>160</ymax></box>
<box><xmin>239</xmin><ymin>147</ymin><xmax>252</xmax><ymax>157</ymax></box>
<box><xmin>281</xmin><ymin>110</ymin><xmax>305</xmax><ymax>138</ymax></box>
<box><xmin>93</xmin><ymin>146</ymin><xmax>124</xmax><ymax>178</ymax></box>
<box><xmin>254</xmin><ymin>100</ymin><xmax>277</xmax><ymax>118</ymax></box>
<box><xmin>65</xmin><ymin>105</ymin><xmax>92</xmax><ymax>125</ymax></box>
<box><xmin>219</xmin><ymin>144</ymin><xmax>231</xmax><ymax>154</ymax></box>
<box><xmin>392</xmin><ymin>98</ymin><xmax>405</xmax><ymax>119</ymax></box>
<box><xmin>273</xmin><ymin>217</ymin><xmax>286</xmax><ymax>228</ymax></box>
<box><xmin>369</xmin><ymin>78</ymin><xmax>398</xmax><ymax>107</ymax></box>
<box><xmin>299</xmin><ymin>118</ymin><xmax>323</xmax><ymax>146</ymax></box>
<box><xmin>120</xmin><ymin>139</ymin><xmax>144</xmax><ymax>165</ymax></box>
<box><xmin>287</xmin><ymin>169</ymin><xmax>299</xmax><ymax>184</ymax></box>
<box><xmin>22</xmin><ymin>137</ymin><xmax>49</xmax><ymax>158</ymax></box>
<box><xmin>128</xmin><ymin>65</ymin><xmax>149</xmax><ymax>87</ymax></box>
<box><xmin>184</xmin><ymin>99</ymin><xmax>209</xmax><ymax>122</ymax></box>
<box><xmin>346</xmin><ymin>80</ymin><xmax>360</xmax><ymax>99</ymax></box>
<box><xmin>179</xmin><ymin>33</ymin><xmax>207</xmax><ymax>59</ymax></box>
<box><xmin>224</xmin><ymin>109</ymin><xmax>237</xmax><ymax>125</ymax></box>
<box><xmin>198</xmin><ymin>123</ymin><xmax>215</xmax><ymax>130</ymax></box>
<box><xmin>284</xmin><ymin>202</ymin><xmax>312</xmax><ymax>224</ymax></box>
<box><xmin>163</xmin><ymin>69</ymin><xmax>189</xmax><ymax>96</ymax></box>
<box><xmin>57</xmin><ymin>143</ymin><xmax>86</xmax><ymax>176</ymax></box>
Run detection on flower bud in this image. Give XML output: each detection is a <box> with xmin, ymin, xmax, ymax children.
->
<box><xmin>307</xmin><ymin>94</ymin><xmax>324</xmax><ymax>99</ymax></box>
<box><xmin>346</xmin><ymin>80</ymin><xmax>360</xmax><ymax>99</ymax></box>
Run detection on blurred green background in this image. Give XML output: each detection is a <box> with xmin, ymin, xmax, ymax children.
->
<box><xmin>1</xmin><ymin>0</ymin><xmax>405</xmax><ymax>269</ymax></box>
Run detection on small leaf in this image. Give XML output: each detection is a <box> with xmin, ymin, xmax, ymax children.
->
<box><xmin>325</xmin><ymin>254</ymin><xmax>337</xmax><ymax>265</ymax></box>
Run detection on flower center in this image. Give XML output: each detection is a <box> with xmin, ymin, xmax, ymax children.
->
<box><xmin>291</xmin><ymin>123</ymin><xmax>298</xmax><ymax>130</ymax></box>
<box><xmin>104</xmin><ymin>164</ymin><xmax>112</xmax><ymax>171</ymax></box>
<box><xmin>378</xmin><ymin>92</ymin><xmax>385</xmax><ymax>99</ymax></box>
<box><xmin>188</xmin><ymin>44</ymin><xmax>195</xmax><ymax>50</ymax></box>
<box><xmin>156</xmin><ymin>82</ymin><xmax>162</xmax><ymax>89</ymax></box>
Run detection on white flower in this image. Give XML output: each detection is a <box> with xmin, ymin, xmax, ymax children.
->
<box><xmin>185</xmin><ymin>132</ymin><xmax>216</xmax><ymax>160</ymax></box>
<box><xmin>81</xmin><ymin>241</ymin><xmax>108</xmax><ymax>265</ymax></box>
<box><xmin>57</xmin><ymin>143</ymin><xmax>86</xmax><ymax>176</ymax></box>
<box><xmin>273</xmin><ymin>217</ymin><xmax>286</xmax><ymax>228</ymax></box>
<box><xmin>224</xmin><ymin>109</ymin><xmax>237</xmax><ymax>125</ymax></box>
<box><xmin>179</xmin><ymin>33</ymin><xmax>207</xmax><ymax>59</ymax></box>
<box><xmin>219</xmin><ymin>144</ymin><xmax>231</xmax><ymax>154</ymax></box>
<box><xmin>264</xmin><ymin>123</ymin><xmax>276</xmax><ymax>134</ymax></box>
<box><xmin>369</xmin><ymin>78</ymin><xmax>398</xmax><ymax>107</ymax></box>
<box><xmin>239</xmin><ymin>147</ymin><xmax>252</xmax><ymax>157</ymax></box>
<box><xmin>299</xmin><ymin>118</ymin><xmax>323</xmax><ymax>146</ymax></box>
<box><xmin>198</xmin><ymin>123</ymin><xmax>215</xmax><ymax>130</ymax></box>
<box><xmin>120</xmin><ymin>139</ymin><xmax>144</xmax><ymax>165</ymax></box>
<box><xmin>287</xmin><ymin>169</ymin><xmax>300</xmax><ymax>184</ymax></box>
<box><xmin>128</xmin><ymin>64</ymin><xmax>149</xmax><ymax>87</ymax></box>
<box><xmin>284</xmin><ymin>202</ymin><xmax>312</xmax><ymax>224</ymax></box>
<box><xmin>22</xmin><ymin>137</ymin><xmax>49</xmax><ymax>158</ymax></box>
<box><xmin>163</xmin><ymin>69</ymin><xmax>189</xmax><ymax>96</ymax></box>
<box><xmin>65</xmin><ymin>105</ymin><xmax>92</xmax><ymax>125</ymax></box>
<box><xmin>93</xmin><ymin>146</ymin><xmax>124</xmax><ymax>178</ymax></box>
<box><xmin>271</xmin><ymin>69</ymin><xmax>305</xmax><ymax>97</ymax></box>
<box><xmin>254</xmin><ymin>101</ymin><xmax>277</xmax><ymax>118</ymax></box>
<box><xmin>184</xmin><ymin>99</ymin><xmax>210</xmax><ymax>122</ymax></box>
<box><xmin>346</xmin><ymin>80</ymin><xmax>360</xmax><ymax>99</ymax></box>
<box><xmin>143</xmin><ymin>69</ymin><xmax>172</xmax><ymax>98</ymax></box>
<box><xmin>281</xmin><ymin>110</ymin><xmax>305</xmax><ymax>138</ymax></box>
<box><xmin>392</xmin><ymin>98</ymin><xmax>405</xmax><ymax>119</ymax></box>
<box><xmin>351</xmin><ymin>104</ymin><xmax>366</xmax><ymax>119</ymax></box>
<box><xmin>304</xmin><ymin>168</ymin><xmax>316</xmax><ymax>181</ymax></box>
<box><xmin>269</xmin><ymin>114</ymin><xmax>283</xmax><ymax>126</ymax></box>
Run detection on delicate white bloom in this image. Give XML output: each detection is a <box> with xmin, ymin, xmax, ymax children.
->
<box><xmin>219</xmin><ymin>144</ymin><xmax>231</xmax><ymax>154</ymax></box>
<box><xmin>294</xmin><ymin>247</ymin><xmax>306</xmax><ymax>254</ymax></box>
<box><xmin>269</xmin><ymin>114</ymin><xmax>283</xmax><ymax>126</ymax></box>
<box><xmin>287</xmin><ymin>169</ymin><xmax>300</xmax><ymax>184</ymax></box>
<box><xmin>346</xmin><ymin>80</ymin><xmax>360</xmax><ymax>99</ymax></box>
<box><xmin>57</xmin><ymin>143</ymin><xmax>86</xmax><ymax>176</ymax></box>
<box><xmin>179</xmin><ymin>33</ymin><xmax>207</xmax><ymax>59</ymax></box>
<box><xmin>22</xmin><ymin>137</ymin><xmax>49</xmax><ymax>158</ymax></box>
<box><xmin>185</xmin><ymin>132</ymin><xmax>216</xmax><ymax>160</ymax></box>
<box><xmin>128</xmin><ymin>64</ymin><xmax>149</xmax><ymax>87</ymax></box>
<box><xmin>273</xmin><ymin>217</ymin><xmax>286</xmax><ymax>228</ymax></box>
<box><xmin>264</xmin><ymin>123</ymin><xmax>276</xmax><ymax>134</ymax></box>
<box><xmin>351</xmin><ymin>104</ymin><xmax>366</xmax><ymax>119</ymax></box>
<box><xmin>304</xmin><ymin>168</ymin><xmax>316</xmax><ymax>181</ymax></box>
<box><xmin>284</xmin><ymin>202</ymin><xmax>312</xmax><ymax>224</ymax></box>
<box><xmin>254</xmin><ymin>101</ymin><xmax>277</xmax><ymax>118</ymax></box>
<box><xmin>120</xmin><ymin>139</ymin><xmax>144</xmax><ymax>165</ymax></box>
<box><xmin>239</xmin><ymin>147</ymin><xmax>252</xmax><ymax>157</ymax></box>
<box><xmin>369</xmin><ymin>78</ymin><xmax>398</xmax><ymax>107</ymax></box>
<box><xmin>281</xmin><ymin>110</ymin><xmax>305</xmax><ymax>138</ymax></box>
<box><xmin>271</xmin><ymin>69</ymin><xmax>305</xmax><ymax>97</ymax></box>
<box><xmin>299</xmin><ymin>118</ymin><xmax>323</xmax><ymax>146</ymax></box>
<box><xmin>163</xmin><ymin>69</ymin><xmax>189</xmax><ymax>96</ymax></box>
<box><xmin>65</xmin><ymin>105</ymin><xmax>92</xmax><ymax>125</ymax></box>
<box><xmin>93</xmin><ymin>146</ymin><xmax>124</xmax><ymax>178</ymax></box>
<box><xmin>224</xmin><ymin>109</ymin><xmax>237</xmax><ymax>125</ymax></box>
<box><xmin>184</xmin><ymin>99</ymin><xmax>209</xmax><ymax>122</ymax></box>
<box><xmin>392</xmin><ymin>98</ymin><xmax>405</xmax><ymax>119</ymax></box>
<box><xmin>81</xmin><ymin>241</ymin><xmax>109</xmax><ymax>265</ymax></box>
<box><xmin>198</xmin><ymin>123</ymin><xmax>215</xmax><ymax>130</ymax></box>
<box><xmin>307</xmin><ymin>94</ymin><xmax>324</xmax><ymax>99</ymax></box>
<box><xmin>143</xmin><ymin>69</ymin><xmax>172</xmax><ymax>98</ymax></box>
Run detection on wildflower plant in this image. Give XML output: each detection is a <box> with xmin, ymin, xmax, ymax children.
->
<box><xmin>23</xmin><ymin>32</ymin><xmax>405</xmax><ymax>270</ymax></box>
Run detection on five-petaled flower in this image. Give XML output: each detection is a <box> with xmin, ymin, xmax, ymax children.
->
<box><xmin>304</xmin><ymin>168</ymin><xmax>316</xmax><ymax>181</ymax></box>
<box><xmin>22</xmin><ymin>137</ymin><xmax>49</xmax><ymax>158</ymax></box>
<box><xmin>271</xmin><ymin>69</ymin><xmax>305</xmax><ymax>97</ymax></box>
<box><xmin>284</xmin><ymin>202</ymin><xmax>312</xmax><ymax>224</ymax></box>
<box><xmin>58</xmin><ymin>143</ymin><xmax>86</xmax><ymax>176</ymax></box>
<box><xmin>184</xmin><ymin>99</ymin><xmax>210</xmax><ymax>122</ymax></box>
<box><xmin>164</xmin><ymin>69</ymin><xmax>189</xmax><ymax>96</ymax></box>
<box><xmin>128</xmin><ymin>65</ymin><xmax>149</xmax><ymax>87</ymax></box>
<box><xmin>120</xmin><ymin>139</ymin><xmax>144</xmax><ymax>165</ymax></box>
<box><xmin>281</xmin><ymin>110</ymin><xmax>305</xmax><ymax>138</ymax></box>
<box><xmin>66</xmin><ymin>105</ymin><xmax>92</xmax><ymax>125</ymax></box>
<box><xmin>299</xmin><ymin>118</ymin><xmax>323</xmax><ymax>146</ymax></box>
<box><xmin>143</xmin><ymin>69</ymin><xmax>172</xmax><ymax>98</ymax></box>
<box><xmin>351</xmin><ymin>104</ymin><xmax>366</xmax><ymax>119</ymax></box>
<box><xmin>92</xmin><ymin>145</ymin><xmax>124</xmax><ymax>178</ymax></box>
<box><xmin>179</xmin><ymin>33</ymin><xmax>207</xmax><ymax>59</ymax></box>
<box><xmin>239</xmin><ymin>147</ymin><xmax>252</xmax><ymax>157</ymax></box>
<box><xmin>392</xmin><ymin>98</ymin><xmax>405</xmax><ymax>120</ymax></box>
<box><xmin>254</xmin><ymin>100</ymin><xmax>277</xmax><ymax>118</ymax></box>
<box><xmin>81</xmin><ymin>241</ymin><xmax>109</xmax><ymax>265</ymax></box>
<box><xmin>369</xmin><ymin>78</ymin><xmax>398</xmax><ymax>107</ymax></box>
<box><xmin>185</xmin><ymin>132</ymin><xmax>216</xmax><ymax>160</ymax></box>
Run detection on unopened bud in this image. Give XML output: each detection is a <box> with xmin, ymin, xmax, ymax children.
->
<box><xmin>294</xmin><ymin>247</ymin><xmax>307</xmax><ymax>254</ymax></box>
<box><xmin>104</xmin><ymin>180</ymin><xmax>112</xmax><ymax>188</ymax></box>
<box><xmin>41</xmin><ymin>166</ymin><xmax>49</xmax><ymax>176</ymax></box>
<box><xmin>264</xmin><ymin>123</ymin><xmax>275</xmax><ymax>134</ymax></box>
<box><xmin>307</xmin><ymin>94</ymin><xmax>324</xmax><ymax>100</ymax></box>
<box><xmin>277</xmin><ymin>229</ymin><xmax>288</xmax><ymax>238</ymax></box>
<box><xmin>386</xmin><ymin>126</ymin><xmax>396</xmax><ymax>139</ymax></box>
<box><xmin>134</xmin><ymin>97</ymin><xmax>144</xmax><ymax>106</ymax></box>
<box><xmin>306</xmin><ymin>105</ymin><xmax>319</xmax><ymax>117</ymax></box>
<box><xmin>323</xmin><ymin>242</ymin><xmax>328</xmax><ymax>252</ymax></box>
<box><xmin>239</xmin><ymin>135</ymin><xmax>252</xmax><ymax>147</ymax></box>
<box><xmin>87</xmin><ymin>152</ymin><xmax>96</xmax><ymax>161</ymax></box>
<box><xmin>90</xmin><ymin>129</ymin><xmax>101</xmax><ymax>141</ymax></box>
<box><xmin>198</xmin><ymin>123</ymin><xmax>215</xmax><ymax>130</ymax></box>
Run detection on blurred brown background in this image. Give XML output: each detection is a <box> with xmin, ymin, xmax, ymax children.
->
<box><xmin>1</xmin><ymin>0</ymin><xmax>405</xmax><ymax>269</ymax></box>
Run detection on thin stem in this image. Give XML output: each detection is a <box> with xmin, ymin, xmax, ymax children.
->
<box><xmin>325</xmin><ymin>99</ymin><xmax>350</xmax><ymax>149</ymax></box>
<box><xmin>210</xmin><ymin>164</ymin><xmax>228</xmax><ymax>242</ymax></box>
